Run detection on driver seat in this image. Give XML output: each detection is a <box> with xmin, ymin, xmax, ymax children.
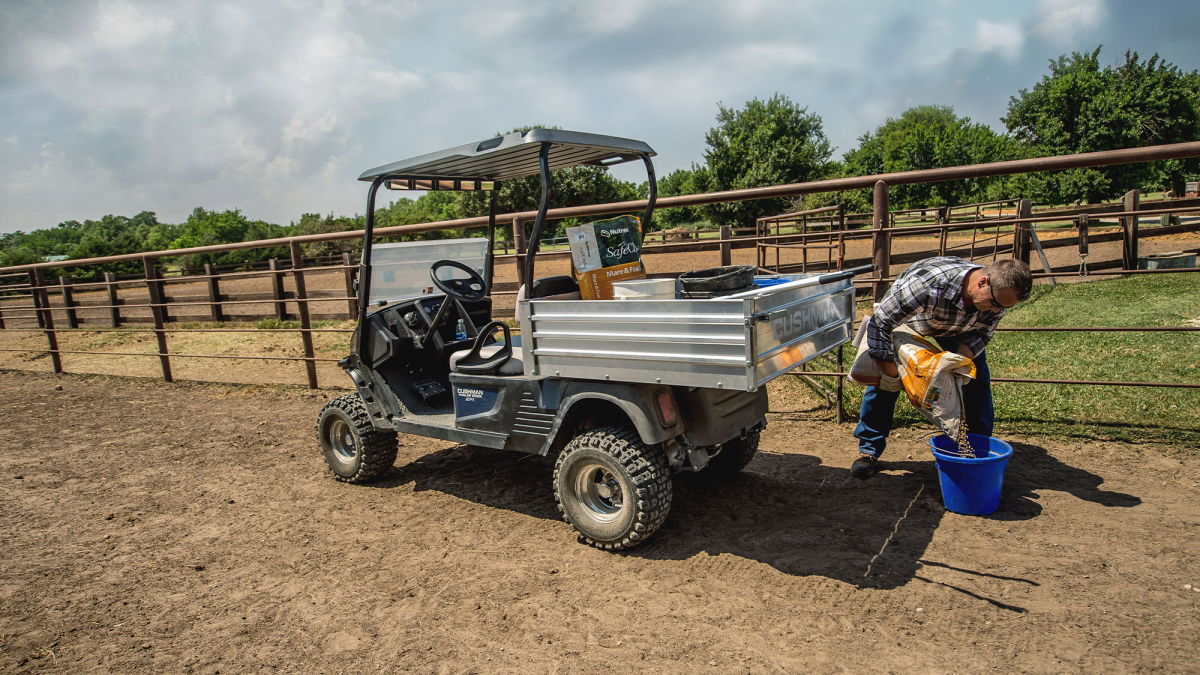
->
<box><xmin>448</xmin><ymin>336</ymin><xmax>524</xmax><ymax>375</ymax></box>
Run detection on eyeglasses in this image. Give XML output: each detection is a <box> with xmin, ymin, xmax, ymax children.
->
<box><xmin>986</xmin><ymin>279</ymin><xmax>1016</xmax><ymax>309</ymax></box>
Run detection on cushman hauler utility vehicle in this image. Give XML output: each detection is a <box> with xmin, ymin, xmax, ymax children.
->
<box><xmin>316</xmin><ymin>129</ymin><xmax>866</xmax><ymax>550</ymax></box>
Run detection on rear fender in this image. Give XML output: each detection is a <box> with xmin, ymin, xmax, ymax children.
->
<box><xmin>536</xmin><ymin>382</ymin><xmax>683</xmax><ymax>456</ymax></box>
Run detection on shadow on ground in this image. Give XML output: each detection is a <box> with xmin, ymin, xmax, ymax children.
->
<box><xmin>369</xmin><ymin>439</ymin><xmax>1139</xmax><ymax>598</ymax></box>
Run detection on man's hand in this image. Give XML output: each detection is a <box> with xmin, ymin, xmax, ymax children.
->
<box><xmin>955</xmin><ymin>344</ymin><xmax>975</xmax><ymax>360</ymax></box>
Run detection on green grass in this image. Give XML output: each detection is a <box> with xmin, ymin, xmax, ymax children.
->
<box><xmin>253</xmin><ymin>318</ymin><xmax>302</xmax><ymax>330</ymax></box>
<box><xmin>838</xmin><ymin>273</ymin><xmax>1200</xmax><ymax>448</ymax></box>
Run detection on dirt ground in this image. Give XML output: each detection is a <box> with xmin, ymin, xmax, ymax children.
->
<box><xmin>1</xmin><ymin>369</ymin><xmax>1198</xmax><ymax>674</ymax></box>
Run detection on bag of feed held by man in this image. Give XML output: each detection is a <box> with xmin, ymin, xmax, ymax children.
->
<box><xmin>850</xmin><ymin>320</ymin><xmax>977</xmax><ymax>452</ymax></box>
<box><xmin>565</xmin><ymin>215</ymin><xmax>646</xmax><ymax>300</ymax></box>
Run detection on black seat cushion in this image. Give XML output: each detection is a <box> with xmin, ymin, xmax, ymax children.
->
<box><xmin>530</xmin><ymin>275</ymin><xmax>580</xmax><ymax>299</ymax></box>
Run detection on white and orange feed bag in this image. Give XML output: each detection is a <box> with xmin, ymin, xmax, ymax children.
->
<box><xmin>850</xmin><ymin>319</ymin><xmax>977</xmax><ymax>449</ymax></box>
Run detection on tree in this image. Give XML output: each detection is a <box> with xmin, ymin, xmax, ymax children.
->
<box><xmin>294</xmin><ymin>212</ymin><xmax>364</xmax><ymax>257</ymax></box>
<box><xmin>842</xmin><ymin>105</ymin><xmax>1020</xmax><ymax>210</ymax></box>
<box><xmin>169</xmin><ymin>208</ymin><xmax>288</xmax><ymax>268</ymax></box>
<box><xmin>692</xmin><ymin>94</ymin><xmax>834</xmax><ymax>229</ymax></box>
<box><xmin>0</xmin><ymin>246</ymin><xmax>42</xmax><ymax>268</ymax></box>
<box><xmin>652</xmin><ymin>168</ymin><xmax>704</xmax><ymax>229</ymax></box>
<box><xmin>1003</xmin><ymin>47</ymin><xmax>1200</xmax><ymax>203</ymax></box>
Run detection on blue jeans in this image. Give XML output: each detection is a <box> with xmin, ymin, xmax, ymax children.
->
<box><xmin>854</xmin><ymin>339</ymin><xmax>994</xmax><ymax>459</ymax></box>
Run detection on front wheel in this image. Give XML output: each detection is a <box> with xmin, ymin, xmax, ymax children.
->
<box><xmin>316</xmin><ymin>393</ymin><xmax>398</xmax><ymax>483</ymax></box>
<box><xmin>553</xmin><ymin>427</ymin><xmax>672</xmax><ymax>550</ymax></box>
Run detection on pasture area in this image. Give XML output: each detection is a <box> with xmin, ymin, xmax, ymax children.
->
<box><xmin>2</xmin><ymin>370</ymin><xmax>1198</xmax><ymax>674</ymax></box>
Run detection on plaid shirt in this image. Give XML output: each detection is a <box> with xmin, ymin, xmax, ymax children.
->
<box><xmin>866</xmin><ymin>256</ymin><xmax>1006</xmax><ymax>363</ymax></box>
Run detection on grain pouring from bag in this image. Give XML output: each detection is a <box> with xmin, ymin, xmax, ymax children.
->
<box><xmin>566</xmin><ymin>215</ymin><xmax>647</xmax><ymax>300</ymax></box>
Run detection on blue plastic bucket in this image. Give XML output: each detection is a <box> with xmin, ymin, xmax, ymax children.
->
<box><xmin>929</xmin><ymin>434</ymin><xmax>1013</xmax><ymax>516</ymax></box>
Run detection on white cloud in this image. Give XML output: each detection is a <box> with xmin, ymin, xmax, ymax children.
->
<box><xmin>93</xmin><ymin>0</ymin><xmax>176</xmax><ymax>50</ymax></box>
<box><xmin>731</xmin><ymin>43</ymin><xmax>819</xmax><ymax>70</ymax></box>
<box><xmin>573</xmin><ymin>0</ymin><xmax>652</xmax><ymax>33</ymax></box>
<box><xmin>1035</xmin><ymin>0</ymin><xmax>1106</xmax><ymax>40</ymax></box>
<box><xmin>0</xmin><ymin>0</ymin><xmax>1180</xmax><ymax>233</ymax></box>
<box><xmin>973</xmin><ymin>20</ymin><xmax>1024</xmax><ymax>59</ymax></box>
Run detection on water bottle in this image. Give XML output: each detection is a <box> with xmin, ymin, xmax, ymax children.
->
<box><xmin>455</xmin><ymin>319</ymin><xmax>467</xmax><ymax>342</ymax></box>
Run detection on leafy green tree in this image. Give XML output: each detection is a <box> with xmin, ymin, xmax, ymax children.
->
<box><xmin>169</xmin><ymin>207</ymin><xmax>288</xmax><ymax>268</ymax></box>
<box><xmin>294</xmin><ymin>212</ymin><xmax>364</xmax><ymax>257</ymax></box>
<box><xmin>652</xmin><ymin>168</ymin><xmax>705</xmax><ymax>229</ymax></box>
<box><xmin>692</xmin><ymin>94</ymin><xmax>834</xmax><ymax>229</ymax></box>
<box><xmin>1004</xmin><ymin>47</ymin><xmax>1200</xmax><ymax>203</ymax></box>
<box><xmin>0</xmin><ymin>246</ymin><xmax>42</xmax><ymax>268</ymax></box>
<box><xmin>842</xmin><ymin>105</ymin><xmax>1020</xmax><ymax>209</ymax></box>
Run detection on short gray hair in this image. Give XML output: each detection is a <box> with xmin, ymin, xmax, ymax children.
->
<box><xmin>984</xmin><ymin>258</ymin><xmax>1032</xmax><ymax>301</ymax></box>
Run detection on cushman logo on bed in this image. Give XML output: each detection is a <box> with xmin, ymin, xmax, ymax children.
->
<box><xmin>772</xmin><ymin>302</ymin><xmax>837</xmax><ymax>341</ymax></box>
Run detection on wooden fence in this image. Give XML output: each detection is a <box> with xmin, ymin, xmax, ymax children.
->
<box><xmin>2</xmin><ymin>139</ymin><xmax>1200</xmax><ymax>392</ymax></box>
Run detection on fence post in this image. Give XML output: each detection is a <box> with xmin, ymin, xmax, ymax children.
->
<box><xmin>59</xmin><ymin>276</ymin><xmax>79</xmax><ymax>328</ymax></box>
<box><xmin>203</xmin><ymin>263</ymin><xmax>224</xmax><ymax>322</ymax></box>
<box><xmin>104</xmin><ymin>273</ymin><xmax>122</xmax><ymax>327</ymax></box>
<box><xmin>153</xmin><ymin>267</ymin><xmax>170</xmax><ymax>323</ymax></box>
<box><xmin>341</xmin><ymin>252</ymin><xmax>357</xmax><ymax>318</ymax></box>
<box><xmin>290</xmin><ymin>242</ymin><xmax>319</xmax><ymax>389</ymax></box>
<box><xmin>32</xmin><ymin>269</ymin><xmax>63</xmax><ymax>373</ymax></box>
<box><xmin>1012</xmin><ymin>199</ymin><xmax>1033</xmax><ymax>264</ymax></box>
<box><xmin>268</xmin><ymin>258</ymin><xmax>288</xmax><ymax>320</ymax></box>
<box><xmin>872</xmin><ymin>180</ymin><xmax>891</xmax><ymax>303</ymax></box>
<box><xmin>801</xmin><ymin>215</ymin><xmax>809</xmax><ymax>273</ymax></box>
<box><xmin>719</xmin><ymin>225</ymin><xmax>732</xmax><ymax>266</ymax></box>
<box><xmin>143</xmin><ymin>257</ymin><xmax>172</xmax><ymax>382</ymax></box>
<box><xmin>1122</xmin><ymin>189</ymin><xmax>1140</xmax><ymax>270</ymax></box>
<box><xmin>937</xmin><ymin>206</ymin><xmax>949</xmax><ymax>256</ymax></box>
<box><xmin>28</xmin><ymin>270</ymin><xmax>45</xmax><ymax>329</ymax></box>
<box><xmin>513</xmin><ymin>217</ymin><xmax>526</xmax><ymax>287</ymax></box>
<box><xmin>835</xmin><ymin>345</ymin><xmax>844</xmax><ymax>424</ymax></box>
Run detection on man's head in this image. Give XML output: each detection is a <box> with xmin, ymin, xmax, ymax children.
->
<box><xmin>966</xmin><ymin>258</ymin><xmax>1032</xmax><ymax>311</ymax></box>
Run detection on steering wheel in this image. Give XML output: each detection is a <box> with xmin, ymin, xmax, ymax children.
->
<box><xmin>430</xmin><ymin>260</ymin><xmax>487</xmax><ymax>302</ymax></box>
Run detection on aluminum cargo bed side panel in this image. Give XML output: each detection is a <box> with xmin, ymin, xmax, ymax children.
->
<box><xmin>527</xmin><ymin>299</ymin><xmax>752</xmax><ymax>390</ymax></box>
<box><xmin>750</xmin><ymin>284</ymin><xmax>855</xmax><ymax>388</ymax></box>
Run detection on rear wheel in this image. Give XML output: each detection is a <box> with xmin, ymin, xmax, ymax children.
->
<box><xmin>553</xmin><ymin>427</ymin><xmax>672</xmax><ymax>550</ymax></box>
<box><xmin>705</xmin><ymin>430</ymin><xmax>760</xmax><ymax>474</ymax></box>
<box><xmin>316</xmin><ymin>393</ymin><xmax>398</xmax><ymax>483</ymax></box>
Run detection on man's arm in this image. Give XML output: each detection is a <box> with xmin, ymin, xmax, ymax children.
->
<box><xmin>866</xmin><ymin>274</ymin><xmax>931</xmax><ymax>377</ymax></box>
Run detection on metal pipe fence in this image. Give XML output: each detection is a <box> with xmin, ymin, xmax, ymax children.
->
<box><xmin>1</xmin><ymin>141</ymin><xmax>1198</xmax><ymax>397</ymax></box>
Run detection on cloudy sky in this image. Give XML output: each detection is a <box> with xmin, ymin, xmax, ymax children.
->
<box><xmin>2</xmin><ymin>0</ymin><xmax>1198</xmax><ymax>233</ymax></box>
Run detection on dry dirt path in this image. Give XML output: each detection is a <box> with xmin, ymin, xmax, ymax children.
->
<box><xmin>1</xmin><ymin>370</ymin><xmax>1198</xmax><ymax>674</ymax></box>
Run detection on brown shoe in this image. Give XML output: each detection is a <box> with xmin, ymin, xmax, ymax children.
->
<box><xmin>850</xmin><ymin>454</ymin><xmax>879</xmax><ymax>479</ymax></box>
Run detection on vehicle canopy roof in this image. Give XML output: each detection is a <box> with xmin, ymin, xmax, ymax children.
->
<box><xmin>358</xmin><ymin>128</ymin><xmax>656</xmax><ymax>185</ymax></box>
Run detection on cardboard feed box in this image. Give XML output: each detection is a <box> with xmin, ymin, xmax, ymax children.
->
<box><xmin>566</xmin><ymin>215</ymin><xmax>647</xmax><ymax>300</ymax></box>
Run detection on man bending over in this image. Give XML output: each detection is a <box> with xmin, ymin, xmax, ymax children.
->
<box><xmin>851</xmin><ymin>257</ymin><xmax>1033</xmax><ymax>479</ymax></box>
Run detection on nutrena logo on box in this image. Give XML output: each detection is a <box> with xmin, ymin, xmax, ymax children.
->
<box><xmin>566</xmin><ymin>215</ymin><xmax>647</xmax><ymax>299</ymax></box>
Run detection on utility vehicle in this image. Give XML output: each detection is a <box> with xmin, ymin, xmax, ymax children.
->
<box><xmin>316</xmin><ymin>129</ymin><xmax>862</xmax><ymax>549</ymax></box>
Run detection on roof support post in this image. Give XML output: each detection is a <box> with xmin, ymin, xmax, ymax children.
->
<box><xmin>523</xmin><ymin>143</ymin><xmax>553</xmax><ymax>288</ymax></box>
<box><xmin>355</xmin><ymin>176</ymin><xmax>387</xmax><ymax>358</ymax></box>
<box><xmin>485</xmin><ymin>189</ymin><xmax>497</xmax><ymax>294</ymax></box>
